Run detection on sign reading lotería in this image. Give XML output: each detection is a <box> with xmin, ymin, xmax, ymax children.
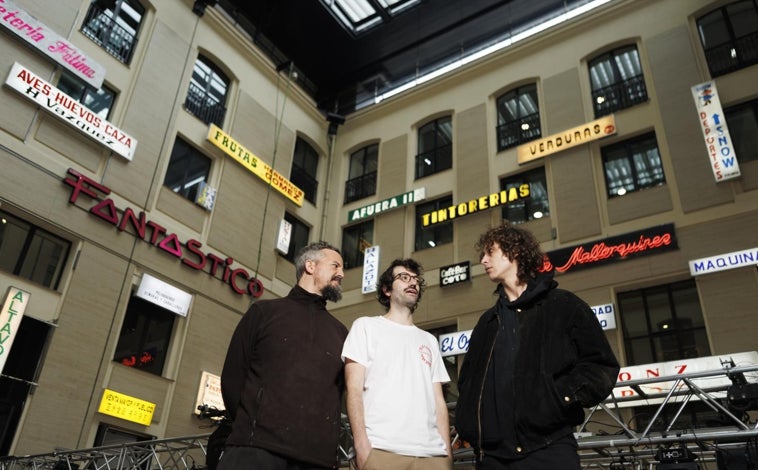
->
<box><xmin>691</xmin><ymin>81</ymin><xmax>740</xmax><ymax>182</ymax></box>
<box><xmin>544</xmin><ymin>224</ymin><xmax>677</xmax><ymax>274</ymax></box>
<box><xmin>517</xmin><ymin>115</ymin><xmax>616</xmax><ymax>164</ymax></box>
<box><xmin>421</xmin><ymin>185</ymin><xmax>530</xmax><ymax>227</ymax></box>
<box><xmin>689</xmin><ymin>247</ymin><xmax>758</xmax><ymax>276</ymax></box>
<box><xmin>98</xmin><ymin>388</ymin><xmax>156</xmax><ymax>426</ymax></box>
<box><xmin>0</xmin><ymin>287</ymin><xmax>30</xmax><ymax>374</ymax></box>
<box><xmin>348</xmin><ymin>188</ymin><xmax>426</xmax><ymax>223</ymax></box>
<box><xmin>5</xmin><ymin>62</ymin><xmax>136</xmax><ymax>160</ymax></box>
<box><xmin>0</xmin><ymin>0</ymin><xmax>105</xmax><ymax>88</ymax></box>
<box><xmin>207</xmin><ymin>124</ymin><xmax>304</xmax><ymax>206</ymax></box>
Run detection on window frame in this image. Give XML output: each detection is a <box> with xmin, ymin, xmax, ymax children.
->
<box><xmin>185</xmin><ymin>55</ymin><xmax>229</xmax><ymax>127</ymax></box>
<box><xmin>601</xmin><ymin>132</ymin><xmax>665</xmax><ymax>198</ymax></box>
<box><xmin>696</xmin><ymin>0</ymin><xmax>758</xmax><ymax>77</ymax></box>
<box><xmin>724</xmin><ymin>98</ymin><xmax>758</xmax><ymax>164</ymax></box>
<box><xmin>495</xmin><ymin>83</ymin><xmax>541</xmax><ymax>151</ymax></box>
<box><xmin>57</xmin><ymin>72</ymin><xmax>116</xmax><ymax>120</ymax></box>
<box><xmin>415</xmin><ymin>116</ymin><xmax>453</xmax><ymax>179</ymax></box>
<box><xmin>291</xmin><ymin>137</ymin><xmax>320</xmax><ymax>204</ymax></box>
<box><xmin>163</xmin><ymin>136</ymin><xmax>213</xmax><ymax>203</ymax></box>
<box><xmin>415</xmin><ymin>195</ymin><xmax>453</xmax><ymax>252</ymax></box>
<box><xmin>344</xmin><ymin>143</ymin><xmax>379</xmax><ymax>204</ymax></box>
<box><xmin>81</xmin><ymin>0</ymin><xmax>144</xmax><ymax>64</ymax></box>
<box><xmin>341</xmin><ymin>220</ymin><xmax>374</xmax><ymax>270</ymax></box>
<box><xmin>588</xmin><ymin>45</ymin><xmax>648</xmax><ymax>117</ymax></box>
<box><xmin>281</xmin><ymin>212</ymin><xmax>311</xmax><ymax>263</ymax></box>
<box><xmin>500</xmin><ymin>167</ymin><xmax>549</xmax><ymax>224</ymax></box>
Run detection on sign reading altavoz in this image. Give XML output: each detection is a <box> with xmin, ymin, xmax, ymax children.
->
<box><xmin>5</xmin><ymin>62</ymin><xmax>137</xmax><ymax>160</ymax></box>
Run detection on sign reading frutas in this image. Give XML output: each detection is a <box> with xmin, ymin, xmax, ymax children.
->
<box><xmin>0</xmin><ymin>287</ymin><xmax>30</xmax><ymax>374</ymax></box>
<box><xmin>5</xmin><ymin>62</ymin><xmax>136</xmax><ymax>160</ymax></box>
<box><xmin>98</xmin><ymin>389</ymin><xmax>156</xmax><ymax>426</ymax></box>
<box><xmin>207</xmin><ymin>124</ymin><xmax>304</xmax><ymax>206</ymax></box>
<box><xmin>517</xmin><ymin>115</ymin><xmax>616</xmax><ymax>164</ymax></box>
<box><xmin>691</xmin><ymin>81</ymin><xmax>740</xmax><ymax>182</ymax></box>
<box><xmin>0</xmin><ymin>0</ymin><xmax>105</xmax><ymax>88</ymax></box>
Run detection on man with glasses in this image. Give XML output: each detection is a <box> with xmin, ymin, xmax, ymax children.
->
<box><xmin>342</xmin><ymin>259</ymin><xmax>452</xmax><ymax>470</ymax></box>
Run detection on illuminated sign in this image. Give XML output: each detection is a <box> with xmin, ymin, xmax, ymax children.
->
<box><xmin>63</xmin><ymin>168</ymin><xmax>265</xmax><ymax>298</ymax></box>
<box><xmin>136</xmin><ymin>274</ymin><xmax>192</xmax><ymax>316</ymax></box>
<box><xmin>440</xmin><ymin>261</ymin><xmax>470</xmax><ymax>287</ymax></box>
<box><xmin>0</xmin><ymin>0</ymin><xmax>105</xmax><ymax>88</ymax></box>
<box><xmin>421</xmin><ymin>185</ymin><xmax>529</xmax><ymax>227</ymax></box>
<box><xmin>517</xmin><ymin>115</ymin><xmax>616</xmax><ymax>163</ymax></box>
<box><xmin>691</xmin><ymin>81</ymin><xmax>740</xmax><ymax>182</ymax></box>
<box><xmin>348</xmin><ymin>188</ymin><xmax>426</xmax><ymax>223</ymax></box>
<box><xmin>98</xmin><ymin>389</ymin><xmax>156</xmax><ymax>426</ymax></box>
<box><xmin>361</xmin><ymin>245</ymin><xmax>380</xmax><ymax>294</ymax></box>
<box><xmin>689</xmin><ymin>247</ymin><xmax>758</xmax><ymax>276</ymax></box>
<box><xmin>0</xmin><ymin>287</ymin><xmax>30</xmax><ymax>374</ymax></box>
<box><xmin>5</xmin><ymin>63</ymin><xmax>136</xmax><ymax>160</ymax></box>
<box><xmin>207</xmin><ymin>124</ymin><xmax>304</xmax><ymax>206</ymax></box>
<box><xmin>544</xmin><ymin>224</ymin><xmax>677</xmax><ymax>274</ymax></box>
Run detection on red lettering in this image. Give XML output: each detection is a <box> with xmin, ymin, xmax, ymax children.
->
<box><xmin>182</xmin><ymin>239</ymin><xmax>207</xmax><ymax>270</ymax></box>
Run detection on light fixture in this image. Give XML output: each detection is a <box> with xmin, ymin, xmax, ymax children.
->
<box><xmin>521</xmin><ymin>123</ymin><xmax>530</xmax><ymax>131</ymax></box>
<box><xmin>533</xmin><ymin>211</ymin><xmax>543</xmax><ymax>219</ymax></box>
<box><xmin>596</xmin><ymin>96</ymin><xmax>606</xmax><ymax>104</ymax></box>
<box><xmin>427</xmin><ymin>240</ymin><xmax>436</xmax><ymax>247</ymax></box>
<box><xmin>617</xmin><ymin>188</ymin><xmax>627</xmax><ymax>196</ymax></box>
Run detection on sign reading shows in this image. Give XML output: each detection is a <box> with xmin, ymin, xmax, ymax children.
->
<box><xmin>0</xmin><ymin>0</ymin><xmax>105</xmax><ymax>88</ymax></box>
<box><xmin>517</xmin><ymin>115</ymin><xmax>616</xmax><ymax>163</ymax></box>
<box><xmin>691</xmin><ymin>81</ymin><xmax>740</xmax><ymax>182</ymax></box>
<box><xmin>98</xmin><ymin>389</ymin><xmax>156</xmax><ymax>426</ymax></box>
<box><xmin>5</xmin><ymin>62</ymin><xmax>136</xmax><ymax>160</ymax></box>
<box><xmin>207</xmin><ymin>124</ymin><xmax>304</xmax><ymax>206</ymax></box>
<box><xmin>0</xmin><ymin>287</ymin><xmax>30</xmax><ymax>374</ymax></box>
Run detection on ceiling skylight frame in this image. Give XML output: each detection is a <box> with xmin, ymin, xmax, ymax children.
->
<box><xmin>320</xmin><ymin>0</ymin><xmax>421</xmax><ymax>36</ymax></box>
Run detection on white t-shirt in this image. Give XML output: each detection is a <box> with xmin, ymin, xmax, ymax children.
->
<box><xmin>341</xmin><ymin>316</ymin><xmax>450</xmax><ymax>457</ymax></box>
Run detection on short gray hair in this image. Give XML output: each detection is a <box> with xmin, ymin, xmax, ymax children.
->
<box><xmin>295</xmin><ymin>241</ymin><xmax>341</xmax><ymax>281</ymax></box>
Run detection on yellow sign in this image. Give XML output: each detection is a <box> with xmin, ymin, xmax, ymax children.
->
<box><xmin>421</xmin><ymin>185</ymin><xmax>530</xmax><ymax>227</ymax></box>
<box><xmin>517</xmin><ymin>115</ymin><xmax>616</xmax><ymax>164</ymax></box>
<box><xmin>98</xmin><ymin>389</ymin><xmax>156</xmax><ymax>426</ymax></box>
<box><xmin>207</xmin><ymin>124</ymin><xmax>304</xmax><ymax>206</ymax></box>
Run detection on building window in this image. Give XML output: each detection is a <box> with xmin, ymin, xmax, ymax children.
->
<box><xmin>164</xmin><ymin>137</ymin><xmax>212</xmax><ymax>203</ymax></box>
<box><xmin>589</xmin><ymin>45</ymin><xmax>648</xmax><ymax>117</ymax></box>
<box><xmin>342</xmin><ymin>221</ymin><xmax>373</xmax><ymax>269</ymax></box>
<box><xmin>500</xmin><ymin>167</ymin><xmax>549</xmax><ymax>223</ymax></box>
<box><xmin>114</xmin><ymin>295</ymin><xmax>175</xmax><ymax>376</ymax></box>
<box><xmin>697</xmin><ymin>0</ymin><xmax>758</xmax><ymax>78</ymax></box>
<box><xmin>725</xmin><ymin>98</ymin><xmax>758</xmax><ymax>164</ymax></box>
<box><xmin>415</xmin><ymin>195</ymin><xmax>453</xmax><ymax>251</ymax></box>
<box><xmin>185</xmin><ymin>56</ymin><xmax>229</xmax><ymax>127</ymax></box>
<box><xmin>618</xmin><ymin>280</ymin><xmax>710</xmax><ymax>366</ymax></box>
<box><xmin>281</xmin><ymin>213</ymin><xmax>310</xmax><ymax>263</ymax></box>
<box><xmin>602</xmin><ymin>132</ymin><xmax>665</xmax><ymax>198</ymax></box>
<box><xmin>0</xmin><ymin>211</ymin><xmax>70</xmax><ymax>289</ymax></box>
<box><xmin>291</xmin><ymin>138</ymin><xmax>320</xmax><ymax>204</ymax></box>
<box><xmin>496</xmin><ymin>84</ymin><xmax>541</xmax><ymax>151</ymax></box>
<box><xmin>344</xmin><ymin>144</ymin><xmax>378</xmax><ymax>204</ymax></box>
<box><xmin>416</xmin><ymin>117</ymin><xmax>453</xmax><ymax>179</ymax></box>
<box><xmin>57</xmin><ymin>73</ymin><xmax>115</xmax><ymax>119</ymax></box>
<box><xmin>81</xmin><ymin>0</ymin><xmax>144</xmax><ymax>64</ymax></box>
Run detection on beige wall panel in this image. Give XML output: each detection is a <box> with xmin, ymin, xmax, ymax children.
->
<box><xmin>542</xmin><ymin>68</ymin><xmax>585</xmax><ymax>133</ymax></box>
<box><xmin>18</xmin><ymin>0</ymin><xmax>79</xmax><ymax>35</ymax></box>
<box><xmin>275</xmin><ymin>256</ymin><xmax>297</xmax><ymax>286</ymax></box>
<box><xmin>340</xmin><ymin>266</ymin><xmax>363</xmax><ymax>292</ymax></box>
<box><xmin>334</xmin><ymin>298</ymin><xmax>378</xmax><ymax>330</ymax></box>
<box><xmin>550</xmin><ymin>147</ymin><xmax>602</xmax><ymax>243</ymax></box>
<box><xmin>736</xmin><ymin>160</ymin><xmax>758</xmax><ymax>193</ymax></box>
<box><xmin>456</xmin><ymin>212</ymin><xmax>492</xmax><ymax>264</ymax></box>
<box><xmin>455</xmin><ymin>104</ymin><xmax>488</xmax><ymax>202</ymax></box>
<box><xmin>646</xmin><ymin>25</ymin><xmax>733</xmax><ymax>212</ymax></box>
<box><xmin>676</xmin><ymin>211</ymin><xmax>758</xmax><ymax>259</ymax></box>
<box><xmin>521</xmin><ymin>217</ymin><xmax>554</xmax><ymax>244</ymax></box>
<box><xmin>697</xmin><ymin>268</ymin><xmax>758</xmax><ymax>355</ymax></box>
<box><xmin>208</xmin><ymin>161</ymin><xmax>282</xmax><ymax>279</ymax></box>
<box><xmin>377</xmin><ymin>135</ymin><xmax>408</xmax><ymax>198</ymax></box>
<box><xmin>374</xmin><ymin>209</ymin><xmax>407</xmax><ymax>262</ymax></box>
<box><xmin>102</xmin><ymin>21</ymin><xmax>190</xmax><ymax>206</ymax></box>
<box><xmin>13</xmin><ymin>243</ymin><xmax>126</xmax><ymax>454</ymax></box>
<box><xmin>107</xmin><ymin>365</ymin><xmax>172</xmax><ymax>423</ymax></box>
<box><xmin>412</xmin><ymin>243</ymin><xmax>454</xmax><ymax>279</ymax></box>
<box><xmin>165</xmin><ymin>296</ymin><xmax>242</xmax><ymax>437</ymax></box>
<box><xmin>34</xmin><ymin>116</ymin><xmax>106</xmax><ymax>172</ymax></box>
<box><xmin>606</xmin><ymin>185</ymin><xmax>673</xmax><ymax>225</ymax></box>
<box><xmin>156</xmin><ymin>187</ymin><xmax>206</xmax><ymax>233</ymax></box>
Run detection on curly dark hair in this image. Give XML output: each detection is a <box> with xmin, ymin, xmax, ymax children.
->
<box><xmin>475</xmin><ymin>222</ymin><xmax>544</xmax><ymax>283</ymax></box>
<box><xmin>376</xmin><ymin>258</ymin><xmax>424</xmax><ymax>311</ymax></box>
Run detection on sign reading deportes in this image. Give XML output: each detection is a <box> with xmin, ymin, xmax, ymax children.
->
<box><xmin>63</xmin><ymin>168</ymin><xmax>265</xmax><ymax>298</ymax></box>
<box><xmin>4</xmin><ymin>62</ymin><xmax>137</xmax><ymax>160</ymax></box>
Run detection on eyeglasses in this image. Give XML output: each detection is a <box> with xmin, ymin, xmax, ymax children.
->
<box><xmin>392</xmin><ymin>272</ymin><xmax>426</xmax><ymax>286</ymax></box>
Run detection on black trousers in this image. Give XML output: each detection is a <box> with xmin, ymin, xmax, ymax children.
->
<box><xmin>476</xmin><ymin>435</ymin><xmax>580</xmax><ymax>470</ymax></box>
<box><xmin>217</xmin><ymin>446</ymin><xmax>330</xmax><ymax>470</ymax></box>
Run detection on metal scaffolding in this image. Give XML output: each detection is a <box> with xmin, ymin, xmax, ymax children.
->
<box><xmin>2</xmin><ymin>364</ymin><xmax>756</xmax><ymax>470</ymax></box>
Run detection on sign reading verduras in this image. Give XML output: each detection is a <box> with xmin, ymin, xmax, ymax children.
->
<box><xmin>207</xmin><ymin>124</ymin><xmax>304</xmax><ymax>206</ymax></box>
<box><xmin>98</xmin><ymin>388</ymin><xmax>156</xmax><ymax>426</ymax></box>
<box><xmin>0</xmin><ymin>287</ymin><xmax>30</xmax><ymax>374</ymax></box>
<box><xmin>517</xmin><ymin>115</ymin><xmax>616</xmax><ymax>163</ymax></box>
<box><xmin>5</xmin><ymin>62</ymin><xmax>137</xmax><ymax>160</ymax></box>
<box><xmin>691</xmin><ymin>81</ymin><xmax>740</xmax><ymax>182</ymax></box>
<box><xmin>0</xmin><ymin>0</ymin><xmax>105</xmax><ymax>88</ymax></box>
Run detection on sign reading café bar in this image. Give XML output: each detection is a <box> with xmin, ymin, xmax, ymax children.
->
<box><xmin>517</xmin><ymin>115</ymin><xmax>616</xmax><ymax>164</ymax></box>
<box><xmin>5</xmin><ymin>62</ymin><xmax>137</xmax><ymax>160</ymax></box>
<box><xmin>207</xmin><ymin>124</ymin><xmax>304</xmax><ymax>206</ymax></box>
<box><xmin>544</xmin><ymin>224</ymin><xmax>677</xmax><ymax>274</ymax></box>
<box><xmin>0</xmin><ymin>0</ymin><xmax>105</xmax><ymax>88</ymax></box>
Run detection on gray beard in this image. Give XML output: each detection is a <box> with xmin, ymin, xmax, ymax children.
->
<box><xmin>322</xmin><ymin>284</ymin><xmax>342</xmax><ymax>302</ymax></box>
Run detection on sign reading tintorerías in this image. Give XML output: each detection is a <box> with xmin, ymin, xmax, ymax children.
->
<box><xmin>0</xmin><ymin>287</ymin><xmax>30</xmax><ymax>374</ymax></box>
<box><xmin>691</xmin><ymin>81</ymin><xmax>740</xmax><ymax>182</ymax></box>
<box><xmin>5</xmin><ymin>62</ymin><xmax>137</xmax><ymax>160</ymax></box>
<box><xmin>0</xmin><ymin>0</ymin><xmax>105</xmax><ymax>88</ymax></box>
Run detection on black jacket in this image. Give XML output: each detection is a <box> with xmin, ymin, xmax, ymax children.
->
<box><xmin>455</xmin><ymin>272</ymin><xmax>619</xmax><ymax>459</ymax></box>
<box><xmin>221</xmin><ymin>285</ymin><xmax>348</xmax><ymax>468</ymax></box>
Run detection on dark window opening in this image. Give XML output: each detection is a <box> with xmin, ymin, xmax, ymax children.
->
<box><xmin>342</xmin><ymin>221</ymin><xmax>374</xmax><ymax>269</ymax></box>
<box><xmin>589</xmin><ymin>45</ymin><xmax>648</xmax><ymax>117</ymax></box>
<box><xmin>496</xmin><ymin>84</ymin><xmax>541</xmax><ymax>151</ymax></box>
<box><xmin>345</xmin><ymin>144</ymin><xmax>378</xmax><ymax>204</ymax></box>
<box><xmin>81</xmin><ymin>0</ymin><xmax>144</xmax><ymax>64</ymax></box>
<box><xmin>415</xmin><ymin>196</ymin><xmax>453</xmax><ymax>251</ymax></box>
<box><xmin>416</xmin><ymin>117</ymin><xmax>452</xmax><ymax>179</ymax></box>
<box><xmin>164</xmin><ymin>137</ymin><xmax>212</xmax><ymax>203</ymax></box>
<box><xmin>113</xmin><ymin>295</ymin><xmax>176</xmax><ymax>376</ymax></box>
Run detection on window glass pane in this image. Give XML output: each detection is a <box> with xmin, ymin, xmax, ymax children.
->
<box><xmin>114</xmin><ymin>296</ymin><xmax>175</xmax><ymax>376</ymax></box>
<box><xmin>496</xmin><ymin>84</ymin><xmax>541</xmax><ymax>151</ymax></box>
<box><xmin>57</xmin><ymin>73</ymin><xmax>115</xmax><ymax>119</ymax></box>
<box><xmin>282</xmin><ymin>213</ymin><xmax>310</xmax><ymax>263</ymax></box>
<box><xmin>164</xmin><ymin>137</ymin><xmax>212</xmax><ymax>202</ymax></box>
<box><xmin>619</xmin><ymin>293</ymin><xmax>647</xmax><ymax>336</ymax></box>
<box><xmin>82</xmin><ymin>0</ymin><xmax>144</xmax><ymax>64</ymax></box>
<box><xmin>589</xmin><ymin>46</ymin><xmax>647</xmax><ymax>116</ymax></box>
<box><xmin>415</xmin><ymin>196</ymin><xmax>453</xmax><ymax>251</ymax></box>
<box><xmin>725</xmin><ymin>99</ymin><xmax>758</xmax><ymax>163</ymax></box>
<box><xmin>500</xmin><ymin>167</ymin><xmax>549</xmax><ymax>223</ymax></box>
<box><xmin>342</xmin><ymin>221</ymin><xmax>374</xmax><ymax>269</ymax></box>
<box><xmin>602</xmin><ymin>132</ymin><xmax>664</xmax><ymax>198</ymax></box>
<box><xmin>416</xmin><ymin>117</ymin><xmax>453</xmax><ymax>178</ymax></box>
<box><xmin>185</xmin><ymin>56</ymin><xmax>229</xmax><ymax>126</ymax></box>
<box><xmin>0</xmin><ymin>213</ymin><xmax>30</xmax><ymax>274</ymax></box>
<box><xmin>726</xmin><ymin>1</ymin><xmax>758</xmax><ymax>37</ymax></box>
<box><xmin>291</xmin><ymin>138</ymin><xmax>320</xmax><ymax>203</ymax></box>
